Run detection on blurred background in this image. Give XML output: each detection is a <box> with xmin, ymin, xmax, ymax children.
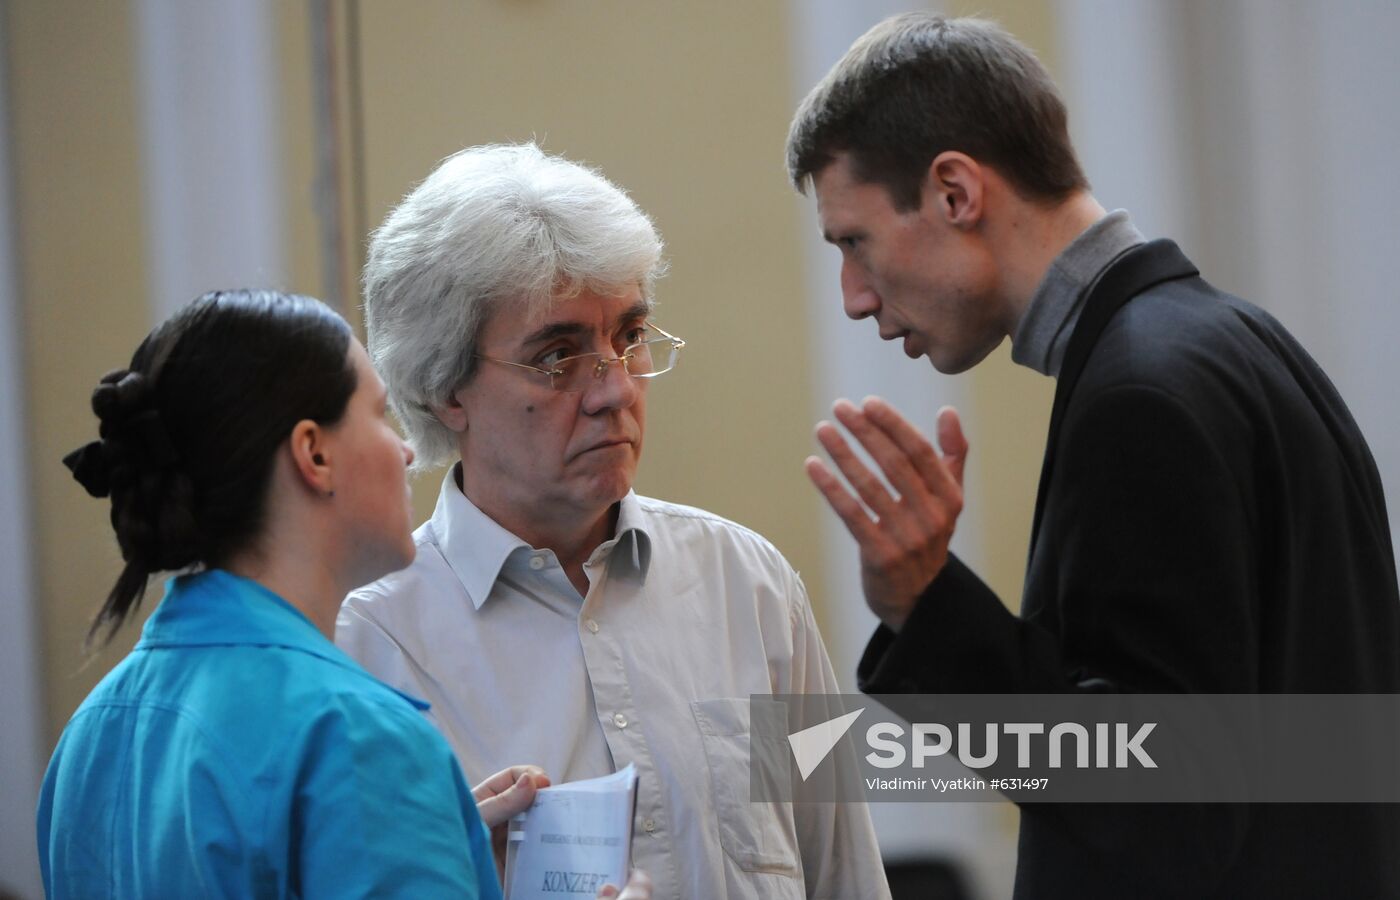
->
<box><xmin>3</xmin><ymin>1</ymin><xmax>1397</xmax><ymax>897</ymax></box>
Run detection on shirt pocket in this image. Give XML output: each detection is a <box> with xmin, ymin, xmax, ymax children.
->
<box><xmin>690</xmin><ymin>697</ymin><xmax>801</xmax><ymax>877</ymax></box>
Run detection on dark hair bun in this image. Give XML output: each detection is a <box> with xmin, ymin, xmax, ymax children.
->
<box><xmin>66</xmin><ymin>368</ymin><xmax>182</xmax><ymax>496</ymax></box>
<box><xmin>91</xmin><ymin>369</ymin><xmax>152</xmax><ymax>424</ymax></box>
<box><xmin>76</xmin><ymin>366</ymin><xmax>204</xmax><ymax>573</ymax></box>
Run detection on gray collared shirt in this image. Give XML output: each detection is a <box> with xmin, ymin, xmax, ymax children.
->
<box><xmin>1012</xmin><ymin>209</ymin><xmax>1146</xmax><ymax>377</ymax></box>
<box><xmin>336</xmin><ymin>468</ymin><xmax>889</xmax><ymax>900</ymax></box>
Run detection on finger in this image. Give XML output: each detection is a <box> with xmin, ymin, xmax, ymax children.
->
<box><xmin>815</xmin><ymin>417</ymin><xmax>901</xmax><ymax>518</ymax></box>
<box><xmin>472</xmin><ymin>764</ymin><xmax>549</xmax><ymax>801</ymax></box>
<box><xmin>935</xmin><ymin>405</ymin><xmax>968</xmax><ymax>487</ymax></box>
<box><xmin>831</xmin><ymin>405</ymin><xmax>955</xmax><ymax>556</ymax></box>
<box><xmin>833</xmin><ymin>400</ymin><xmax>933</xmax><ymax>503</ymax></box>
<box><xmin>476</xmin><ymin>772</ymin><xmax>542</xmax><ymax>827</ymax></box>
<box><xmin>860</xmin><ymin>396</ymin><xmax>961</xmax><ymax>498</ymax></box>
<box><xmin>805</xmin><ymin>455</ymin><xmax>880</xmax><ymax>546</ymax></box>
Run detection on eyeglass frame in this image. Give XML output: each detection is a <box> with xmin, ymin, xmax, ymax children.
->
<box><xmin>472</xmin><ymin>322</ymin><xmax>686</xmax><ymax>393</ymax></box>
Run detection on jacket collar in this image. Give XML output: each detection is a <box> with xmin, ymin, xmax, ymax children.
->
<box><xmin>1028</xmin><ymin>239</ymin><xmax>1201</xmax><ymax>552</ymax></box>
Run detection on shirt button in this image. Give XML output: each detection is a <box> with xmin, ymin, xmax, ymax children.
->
<box><xmin>643</xmin><ymin>818</ymin><xmax>656</xmax><ymax>833</ymax></box>
<box><xmin>612</xmin><ymin>712</ymin><xmax>628</xmax><ymax>729</ymax></box>
<box><xmin>528</xmin><ymin>555</ymin><xmax>545</xmax><ymax>570</ymax></box>
<box><xmin>586</xmin><ymin>618</ymin><xmax>600</xmax><ymax>634</ymax></box>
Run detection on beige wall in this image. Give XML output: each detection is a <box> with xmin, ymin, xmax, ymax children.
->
<box><xmin>11</xmin><ymin>0</ymin><xmax>152</xmax><ymax>747</ymax></box>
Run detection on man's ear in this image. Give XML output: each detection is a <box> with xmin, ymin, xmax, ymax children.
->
<box><xmin>288</xmin><ymin>419</ymin><xmax>334</xmax><ymax>495</ymax></box>
<box><xmin>433</xmin><ymin>387</ymin><xmax>469</xmax><ymax>434</ymax></box>
<box><xmin>924</xmin><ymin>151</ymin><xmax>985</xmax><ymax>228</ymax></box>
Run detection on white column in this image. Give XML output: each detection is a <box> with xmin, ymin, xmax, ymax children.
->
<box><xmin>1056</xmin><ymin>0</ymin><xmax>1193</xmax><ymax>242</ymax></box>
<box><xmin>134</xmin><ymin>0</ymin><xmax>285</xmax><ymax>321</ymax></box>
<box><xmin>0</xmin><ymin>11</ymin><xmax>47</xmax><ymax>898</ymax></box>
<box><xmin>787</xmin><ymin>4</ymin><xmax>1005</xmax><ymax>897</ymax></box>
<box><xmin>1264</xmin><ymin>0</ymin><xmax>1400</xmax><ymax>560</ymax></box>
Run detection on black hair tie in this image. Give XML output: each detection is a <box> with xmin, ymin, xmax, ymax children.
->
<box><xmin>63</xmin><ymin>440</ymin><xmax>111</xmax><ymax>498</ymax></box>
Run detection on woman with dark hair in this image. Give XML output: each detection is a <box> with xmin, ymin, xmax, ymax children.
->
<box><xmin>37</xmin><ymin>290</ymin><xmax>522</xmax><ymax>897</ymax></box>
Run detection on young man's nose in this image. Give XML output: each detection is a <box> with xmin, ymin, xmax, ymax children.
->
<box><xmin>841</xmin><ymin>260</ymin><xmax>880</xmax><ymax>320</ymax></box>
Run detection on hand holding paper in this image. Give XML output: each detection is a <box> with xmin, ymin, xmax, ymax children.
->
<box><xmin>474</xmin><ymin>765</ymin><xmax>552</xmax><ymax>883</ymax></box>
<box><xmin>505</xmin><ymin>765</ymin><xmax>639</xmax><ymax>900</ymax></box>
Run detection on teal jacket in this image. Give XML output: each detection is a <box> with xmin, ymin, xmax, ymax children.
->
<box><xmin>38</xmin><ymin>569</ymin><xmax>500</xmax><ymax>899</ymax></box>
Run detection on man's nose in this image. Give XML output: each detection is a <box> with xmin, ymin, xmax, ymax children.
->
<box><xmin>841</xmin><ymin>259</ymin><xmax>880</xmax><ymax>320</ymax></box>
<box><xmin>580</xmin><ymin>356</ymin><xmax>641</xmax><ymax>413</ymax></box>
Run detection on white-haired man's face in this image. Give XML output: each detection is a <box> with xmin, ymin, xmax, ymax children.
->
<box><xmin>443</xmin><ymin>286</ymin><xmax>650</xmax><ymax>543</ymax></box>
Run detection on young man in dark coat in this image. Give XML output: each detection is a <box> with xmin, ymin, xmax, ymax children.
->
<box><xmin>787</xmin><ymin>13</ymin><xmax>1400</xmax><ymax>899</ymax></box>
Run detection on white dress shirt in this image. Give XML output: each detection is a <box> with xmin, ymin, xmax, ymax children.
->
<box><xmin>336</xmin><ymin>467</ymin><xmax>889</xmax><ymax>900</ymax></box>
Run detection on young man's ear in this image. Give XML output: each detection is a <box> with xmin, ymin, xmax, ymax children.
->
<box><xmin>288</xmin><ymin>419</ymin><xmax>334</xmax><ymax>495</ymax></box>
<box><xmin>924</xmin><ymin>151</ymin><xmax>985</xmax><ymax>228</ymax></box>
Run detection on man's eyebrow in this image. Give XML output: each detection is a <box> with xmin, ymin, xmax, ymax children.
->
<box><xmin>520</xmin><ymin>320</ymin><xmax>586</xmax><ymax>347</ymax></box>
<box><xmin>517</xmin><ymin>302</ymin><xmax>653</xmax><ymax>347</ymax></box>
<box><xmin>619</xmin><ymin>301</ymin><xmax>651</xmax><ymax>323</ymax></box>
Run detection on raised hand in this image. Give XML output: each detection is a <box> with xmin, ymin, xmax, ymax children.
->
<box><xmin>806</xmin><ymin>398</ymin><xmax>968</xmax><ymax>631</ymax></box>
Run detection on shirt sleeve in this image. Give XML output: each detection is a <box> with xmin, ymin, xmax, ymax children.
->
<box><xmin>785</xmin><ymin>571</ymin><xmax>893</xmax><ymax>900</ymax></box>
<box><xmin>290</xmin><ymin>694</ymin><xmax>500</xmax><ymax>899</ymax></box>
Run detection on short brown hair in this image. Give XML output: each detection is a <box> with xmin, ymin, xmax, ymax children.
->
<box><xmin>786</xmin><ymin>14</ymin><xmax>1089</xmax><ymax>210</ymax></box>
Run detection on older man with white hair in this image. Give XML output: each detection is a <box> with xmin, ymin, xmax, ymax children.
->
<box><xmin>336</xmin><ymin>143</ymin><xmax>888</xmax><ymax>900</ymax></box>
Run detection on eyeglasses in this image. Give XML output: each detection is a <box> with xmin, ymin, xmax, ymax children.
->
<box><xmin>474</xmin><ymin>322</ymin><xmax>686</xmax><ymax>393</ymax></box>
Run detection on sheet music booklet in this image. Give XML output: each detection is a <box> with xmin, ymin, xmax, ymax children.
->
<box><xmin>504</xmin><ymin>764</ymin><xmax>639</xmax><ymax>899</ymax></box>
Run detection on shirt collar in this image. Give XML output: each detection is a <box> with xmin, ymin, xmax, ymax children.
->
<box><xmin>429</xmin><ymin>465</ymin><xmax>532</xmax><ymax>610</ymax></box>
<box><xmin>136</xmin><ymin>569</ymin><xmax>429</xmax><ymax>709</ymax></box>
<box><xmin>429</xmin><ymin>465</ymin><xmax>654</xmax><ymax>610</ymax></box>
<box><xmin>595</xmin><ymin>490</ymin><xmax>653</xmax><ymax>578</ymax></box>
<box><xmin>1011</xmin><ymin>209</ymin><xmax>1146</xmax><ymax>377</ymax></box>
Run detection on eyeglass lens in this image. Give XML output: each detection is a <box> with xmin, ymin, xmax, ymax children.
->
<box><xmin>552</xmin><ymin>338</ymin><xmax>678</xmax><ymax>392</ymax></box>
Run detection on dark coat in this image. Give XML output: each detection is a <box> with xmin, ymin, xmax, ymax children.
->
<box><xmin>858</xmin><ymin>240</ymin><xmax>1400</xmax><ymax>898</ymax></box>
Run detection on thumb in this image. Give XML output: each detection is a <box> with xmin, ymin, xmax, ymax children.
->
<box><xmin>936</xmin><ymin>406</ymin><xmax>968</xmax><ymax>487</ymax></box>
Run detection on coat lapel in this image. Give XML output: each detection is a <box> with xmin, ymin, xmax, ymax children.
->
<box><xmin>1026</xmin><ymin>239</ymin><xmax>1200</xmax><ymax>552</ymax></box>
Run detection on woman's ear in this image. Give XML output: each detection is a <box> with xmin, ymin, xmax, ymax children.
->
<box><xmin>925</xmin><ymin>151</ymin><xmax>985</xmax><ymax>228</ymax></box>
<box><xmin>288</xmin><ymin>419</ymin><xmax>335</xmax><ymax>496</ymax></box>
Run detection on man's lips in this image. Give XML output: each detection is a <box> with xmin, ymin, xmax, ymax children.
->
<box><xmin>879</xmin><ymin>327</ymin><xmax>921</xmax><ymax>358</ymax></box>
<box><xmin>578</xmin><ymin>438</ymin><xmax>634</xmax><ymax>455</ymax></box>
